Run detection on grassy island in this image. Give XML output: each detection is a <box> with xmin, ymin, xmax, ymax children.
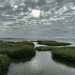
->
<box><xmin>35</xmin><ymin>46</ymin><xmax>54</xmax><ymax>51</ymax></box>
<box><xmin>0</xmin><ymin>41</ymin><xmax>36</xmax><ymax>59</ymax></box>
<box><xmin>52</xmin><ymin>47</ymin><xmax>75</xmax><ymax>62</ymax></box>
<box><xmin>37</xmin><ymin>40</ymin><xmax>71</xmax><ymax>46</ymax></box>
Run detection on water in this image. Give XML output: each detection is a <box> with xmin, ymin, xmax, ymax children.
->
<box><xmin>0</xmin><ymin>0</ymin><xmax>75</xmax><ymax>75</ymax></box>
<box><xmin>1</xmin><ymin>0</ymin><xmax>75</xmax><ymax>74</ymax></box>
<box><xmin>7</xmin><ymin>51</ymin><xmax>75</xmax><ymax>75</ymax></box>
<box><xmin>7</xmin><ymin>40</ymin><xmax>75</xmax><ymax>75</ymax></box>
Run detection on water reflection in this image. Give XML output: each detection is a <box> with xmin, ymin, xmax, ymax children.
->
<box><xmin>7</xmin><ymin>51</ymin><xmax>75</xmax><ymax>75</ymax></box>
<box><xmin>11</xmin><ymin>57</ymin><xmax>34</xmax><ymax>63</ymax></box>
<box><xmin>7</xmin><ymin>51</ymin><xmax>51</xmax><ymax>75</ymax></box>
<box><xmin>52</xmin><ymin>54</ymin><xmax>75</xmax><ymax>68</ymax></box>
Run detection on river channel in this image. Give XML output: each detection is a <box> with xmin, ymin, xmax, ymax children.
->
<box><xmin>7</xmin><ymin>42</ymin><xmax>75</xmax><ymax>75</ymax></box>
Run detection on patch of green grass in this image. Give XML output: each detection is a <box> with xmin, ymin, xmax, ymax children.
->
<box><xmin>37</xmin><ymin>40</ymin><xmax>71</xmax><ymax>46</ymax></box>
<box><xmin>0</xmin><ymin>54</ymin><xmax>10</xmax><ymax>75</ymax></box>
<box><xmin>0</xmin><ymin>41</ymin><xmax>36</xmax><ymax>59</ymax></box>
<box><xmin>52</xmin><ymin>47</ymin><xmax>75</xmax><ymax>61</ymax></box>
<box><xmin>0</xmin><ymin>41</ymin><xmax>35</xmax><ymax>75</ymax></box>
<box><xmin>35</xmin><ymin>46</ymin><xmax>54</xmax><ymax>51</ymax></box>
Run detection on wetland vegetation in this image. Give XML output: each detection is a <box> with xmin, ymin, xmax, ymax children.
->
<box><xmin>37</xmin><ymin>40</ymin><xmax>71</xmax><ymax>46</ymax></box>
<box><xmin>0</xmin><ymin>40</ymin><xmax>36</xmax><ymax>75</ymax></box>
<box><xmin>35</xmin><ymin>46</ymin><xmax>54</xmax><ymax>51</ymax></box>
<box><xmin>0</xmin><ymin>41</ymin><xmax>36</xmax><ymax>59</ymax></box>
<box><xmin>52</xmin><ymin>47</ymin><xmax>75</xmax><ymax>62</ymax></box>
<box><xmin>35</xmin><ymin>40</ymin><xmax>75</xmax><ymax>62</ymax></box>
<box><xmin>0</xmin><ymin>39</ymin><xmax>75</xmax><ymax>75</ymax></box>
<box><xmin>0</xmin><ymin>54</ymin><xmax>10</xmax><ymax>75</ymax></box>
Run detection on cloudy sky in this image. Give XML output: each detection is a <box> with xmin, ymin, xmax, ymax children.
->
<box><xmin>0</xmin><ymin>0</ymin><xmax>75</xmax><ymax>38</ymax></box>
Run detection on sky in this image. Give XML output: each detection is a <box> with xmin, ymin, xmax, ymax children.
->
<box><xmin>0</xmin><ymin>0</ymin><xmax>75</xmax><ymax>38</ymax></box>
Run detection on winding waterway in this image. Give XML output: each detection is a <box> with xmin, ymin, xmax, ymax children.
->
<box><xmin>7</xmin><ymin>41</ymin><xmax>75</xmax><ymax>75</ymax></box>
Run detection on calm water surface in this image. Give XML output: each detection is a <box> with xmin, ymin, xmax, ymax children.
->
<box><xmin>7</xmin><ymin>51</ymin><xmax>75</xmax><ymax>75</ymax></box>
<box><xmin>7</xmin><ymin>40</ymin><xmax>75</xmax><ymax>75</ymax></box>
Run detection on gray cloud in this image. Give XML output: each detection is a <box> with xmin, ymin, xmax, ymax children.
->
<box><xmin>37</xmin><ymin>0</ymin><xmax>47</xmax><ymax>6</ymax></box>
<box><xmin>0</xmin><ymin>0</ymin><xmax>75</xmax><ymax>38</ymax></box>
<box><xmin>0</xmin><ymin>3</ymin><xmax>12</xmax><ymax>11</ymax></box>
<box><xmin>25</xmin><ymin>0</ymin><xmax>37</xmax><ymax>9</ymax></box>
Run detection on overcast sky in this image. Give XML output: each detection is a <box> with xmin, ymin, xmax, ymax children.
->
<box><xmin>0</xmin><ymin>0</ymin><xmax>75</xmax><ymax>38</ymax></box>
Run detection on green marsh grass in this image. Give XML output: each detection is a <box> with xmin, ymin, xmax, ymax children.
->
<box><xmin>0</xmin><ymin>54</ymin><xmax>10</xmax><ymax>75</ymax></box>
<box><xmin>52</xmin><ymin>47</ymin><xmax>75</xmax><ymax>61</ymax></box>
<box><xmin>37</xmin><ymin>40</ymin><xmax>71</xmax><ymax>46</ymax></box>
<box><xmin>35</xmin><ymin>46</ymin><xmax>54</xmax><ymax>51</ymax></box>
<box><xmin>0</xmin><ymin>41</ymin><xmax>36</xmax><ymax>59</ymax></box>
